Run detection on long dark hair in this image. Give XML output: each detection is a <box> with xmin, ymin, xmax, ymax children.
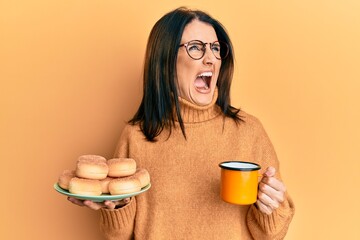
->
<box><xmin>129</xmin><ymin>7</ymin><xmax>242</xmax><ymax>141</ymax></box>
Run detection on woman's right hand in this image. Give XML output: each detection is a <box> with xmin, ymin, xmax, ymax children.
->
<box><xmin>67</xmin><ymin>197</ymin><xmax>130</xmax><ymax>210</ymax></box>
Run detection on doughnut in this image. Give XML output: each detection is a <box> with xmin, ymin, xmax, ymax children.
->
<box><xmin>133</xmin><ymin>168</ymin><xmax>150</xmax><ymax>188</ymax></box>
<box><xmin>75</xmin><ymin>158</ymin><xmax>109</xmax><ymax>180</ymax></box>
<box><xmin>107</xmin><ymin>158</ymin><xmax>136</xmax><ymax>177</ymax></box>
<box><xmin>78</xmin><ymin>154</ymin><xmax>106</xmax><ymax>162</ymax></box>
<box><xmin>68</xmin><ymin>177</ymin><xmax>102</xmax><ymax>196</ymax></box>
<box><xmin>58</xmin><ymin>169</ymin><xmax>75</xmax><ymax>190</ymax></box>
<box><xmin>108</xmin><ymin>176</ymin><xmax>141</xmax><ymax>195</ymax></box>
<box><xmin>100</xmin><ymin>177</ymin><xmax>114</xmax><ymax>194</ymax></box>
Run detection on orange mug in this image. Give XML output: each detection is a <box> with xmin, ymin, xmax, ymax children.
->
<box><xmin>219</xmin><ymin>161</ymin><xmax>261</xmax><ymax>205</ymax></box>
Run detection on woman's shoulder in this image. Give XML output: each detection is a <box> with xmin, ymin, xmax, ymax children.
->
<box><xmin>237</xmin><ymin>110</ymin><xmax>263</xmax><ymax>128</ymax></box>
<box><xmin>121</xmin><ymin>122</ymin><xmax>142</xmax><ymax>135</ymax></box>
<box><xmin>233</xmin><ymin>110</ymin><xmax>271</xmax><ymax>138</ymax></box>
<box><xmin>115</xmin><ymin>122</ymin><xmax>143</xmax><ymax>142</ymax></box>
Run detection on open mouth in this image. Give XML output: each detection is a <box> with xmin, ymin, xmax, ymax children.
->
<box><xmin>194</xmin><ymin>72</ymin><xmax>212</xmax><ymax>91</ymax></box>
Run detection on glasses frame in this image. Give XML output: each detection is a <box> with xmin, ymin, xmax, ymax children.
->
<box><xmin>179</xmin><ymin>40</ymin><xmax>229</xmax><ymax>60</ymax></box>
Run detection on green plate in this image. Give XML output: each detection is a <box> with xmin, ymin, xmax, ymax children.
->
<box><xmin>54</xmin><ymin>182</ymin><xmax>151</xmax><ymax>202</ymax></box>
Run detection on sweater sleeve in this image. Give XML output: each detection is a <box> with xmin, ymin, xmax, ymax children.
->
<box><xmin>99</xmin><ymin>197</ymin><xmax>137</xmax><ymax>240</ymax></box>
<box><xmin>246</xmin><ymin>117</ymin><xmax>295</xmax><ymax>239</ymax></box>
<box><xmin>99</xmin><ymin>125</ymin><xmax>137</xmax><ymax>240</ymax></box>
<box><xmin>247</xmin><ymin>194</ymin><xmax>295</xmax><ymax>239</ymax></box>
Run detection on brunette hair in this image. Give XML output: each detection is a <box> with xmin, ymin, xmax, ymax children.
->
<box><xmin>129</xmin><ymin>7</ymin><xmax>242</xmax><ymax>141</ymax></box>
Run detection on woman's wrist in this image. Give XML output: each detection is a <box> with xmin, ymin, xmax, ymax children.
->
<box><xmin>114</xmin><ymin>197</ymin><xmax>131</xmax><ymax>209</ymax></box>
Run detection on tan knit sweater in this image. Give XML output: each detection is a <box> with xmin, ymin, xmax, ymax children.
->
<box><xmin>99</xmin><ymin>91</ymin><xmax>295</xmax><ymax>240</ymax></box>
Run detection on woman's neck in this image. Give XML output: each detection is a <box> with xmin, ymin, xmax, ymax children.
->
<box><xmin>176</xmin><ymin>89</ymin><xmax>222</xmax><ymax>123</ymax></box>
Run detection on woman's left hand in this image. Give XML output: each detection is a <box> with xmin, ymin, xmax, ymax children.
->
<box><xmin>256</xmin><ymin>166</ymin><xmax>286</xmax><ymax>215</ymax></box>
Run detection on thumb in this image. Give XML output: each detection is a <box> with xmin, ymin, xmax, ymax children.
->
<box><xmin>264</xmin><ymin>166</ymin><xmax>276</xmax><ymax>177</ymax></box>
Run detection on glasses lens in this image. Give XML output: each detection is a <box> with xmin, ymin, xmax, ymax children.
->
<box><xmin>212</xmin><ymin>41</ymin><xmax>229</xmax><ymax>59</ymax></box>
<box><xmin>186</xmin><ymin>41</ymin><xmax>205</xmax><ymax>60</ymax></box>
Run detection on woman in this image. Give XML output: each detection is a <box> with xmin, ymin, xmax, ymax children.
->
<box><xmin>69</xmin><ymin>7</ymin><xmax>295</xmax><ymax>240</ymax></box>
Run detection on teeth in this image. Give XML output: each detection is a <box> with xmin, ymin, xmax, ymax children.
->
<box><xmin>197</xmin><ymin>72</ymin><xmax>213</xmax><ymax>77</ymax></box>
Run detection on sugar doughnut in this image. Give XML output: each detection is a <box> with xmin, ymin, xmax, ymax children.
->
<box><xmin>76</xmin><ymin>158</ymin><xmax>108</xmax><ymax>180</ymax></box>
<box><xmin>133</xmin><ymin>168</ymin><xmax>150</xmax><ymax>188</ymax></box>
<box><xmin>68</xmin><ymin>177</ymin><xmax>102</xmax><ymax>196</ymax></box>
<box><xmin>108</xmin><ymin>176</ymin><xmax>141</xmax><ymax>195</ymax></box>
<box><xmin>78</xmin><ymin>154</ymin><xmax>106</xmax><ymax>162</ymax></box>
<box><xmin>100</xmin><ymin>177</ymin><xmax>114</xmax><ymax>194</ymax></box>
<box><xmin>58</xmin><ymin>169</ymin><xmax>75</xmax><ymax>190</ymax></box>
<box><xmin>107</xmin><ymin>158</ymin><xmax>136</xmax><ymax>177</ymax></box>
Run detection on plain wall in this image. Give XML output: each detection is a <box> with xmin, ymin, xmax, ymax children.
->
<box><xmin>1</xmin><ymin>0</ymin><xmax>359</xmax><ymax>239</ymax></box>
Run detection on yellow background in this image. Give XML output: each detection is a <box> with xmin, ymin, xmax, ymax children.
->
<box><xmin>1</xmin><ymin>0</ymin><xmax>359</xmax><ymax>239</ymax></box>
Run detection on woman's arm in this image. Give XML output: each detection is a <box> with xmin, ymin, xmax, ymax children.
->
<box><xmin>246</xmin><ymin>118</ymin><xmax>295</xmax><ymax>239</ymax></box>
<box><xmin>99</xmin><ymin>197</ymin><xmax>137</xmax><ymax>240</ymax></box>
<box><xmin>99</xmin><ymin>125</ymin><xmax>138</xmax><ymax>240</ymax></box>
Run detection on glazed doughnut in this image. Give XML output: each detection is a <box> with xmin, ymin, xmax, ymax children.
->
<box><xmin>58</xmin><ymin>169</ymin><xmax>75</xmax><ymax>190</ymax></box>
<box><xmin>78</xmin><ymin>154</ymin><xmax>106</xmax><ymax>162</ymax></box>
<box><xmin>68</xmin><ymin>177</ymin><xmax>102</xmax><ymax>196</ymax></box>
<box><xmin>108</xmin><ymin>176</ymin><xmax>141</xmax><ymax>195</ymax></box>
<box><xmin>107</xmin><ymin>158</ymin><xmax>136</xmax><ymax>177</ymax></box>
<box><xmin>76</xmin><ymin>158</ymin><xmax>109</xmax><ymax>180</ymax></box>
<box><xmin>133</xmin><ymin>168</ymin><xmax>150</xmax><ymax>188</ymax></box>
<box><xmin>100</xmin><ymin>177</ymin><xmax>114</xmax><ymax>194</ymax></box>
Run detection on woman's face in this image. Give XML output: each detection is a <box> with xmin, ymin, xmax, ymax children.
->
<box><xmin>176</xmin><ymin>20</ymin><xmax>221</xmax><ymax>106</ymax></box>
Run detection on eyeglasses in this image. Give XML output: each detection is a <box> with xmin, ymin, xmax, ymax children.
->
<box><xmin>179</xmin><ymin>40</ymin><xmax>229</xmax><ymax>60</ymax></box>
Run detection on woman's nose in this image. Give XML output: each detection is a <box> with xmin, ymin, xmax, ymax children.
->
<box><xmin>202</xmin><ymin>45</ymin><xmax>216</xmax><ymax>65</ymax></box>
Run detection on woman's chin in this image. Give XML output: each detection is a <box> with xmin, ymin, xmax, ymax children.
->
<box><xmin>191</xmin><ymin>95</ymin><xmax>213</xmax><ymax>106</ymax></box>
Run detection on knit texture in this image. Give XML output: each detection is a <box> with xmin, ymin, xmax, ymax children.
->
<box><xmin>100</xmin><ymin>90</ymin><xmax>295</xmax><ymax>240</ymax></box>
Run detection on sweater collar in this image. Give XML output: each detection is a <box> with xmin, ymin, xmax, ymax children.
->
<box><xmin>176</xmin><ymin>88</ymin><xmax>222</xmax><ymax>123</ymax></box>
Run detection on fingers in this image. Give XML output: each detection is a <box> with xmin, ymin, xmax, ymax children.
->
<box><xmin>67</xmin><ymin>197</ymin><xmax>86</xmax><ymax>207</ymax></box>
<box><xmin>261</xmin><ymin>167</ymin><xmax>286</xmax><ymax>193</ymax></box>
<box><xmin>83</xmin><ymin>200</ymin><xmax>105</xmax><ymax>210</ymax></box>
<box><xmin>104</xmin><ymin>200</ymin><xmax>116</xmax><ymax>209</ymax></box>
<box><xmin>258</xmin><ymin>184</ymin><xmax>281</xmax><ymax>209</ymax></box>
<box><xmin>104</xmin><ymin>198</ymin><xmax>131</xmax><ymax>209</ymax></box>
<box><xmin>256</xmin><ymin>166</ymin><xmax>287</xmax><ymax>215</ymax></box>
<box><xmin>264</xmin><ymin>166</ymin><xmax>276</xmax><ymax>177</ymax></box>
<box><xmin>257</xmin><ymin>187</ymin><xmax>280</xmax><ymax>215</ymax></box>
<box><xmin>261</xmin><ymin>176</ymin><xmax>287</xmax><ymax>194</ymax></box>
<box><xmin>116</xmin><ymin>198</ymin><xmax>131</xmax><ymax>207</ymax></box>
<box><xmin>256</xmin><ymin>199</ymin><xmax>274</xmax><ymax>215</ymax></box>
<box><xmin>260</xmin><ymin>180</ymin><xmax>285</xmax><ymax>203</ymax></box>
<box><xmin>67</xmin><ymin>197</ymin><xmax>131</xmax><ymax>210</ymax></box>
